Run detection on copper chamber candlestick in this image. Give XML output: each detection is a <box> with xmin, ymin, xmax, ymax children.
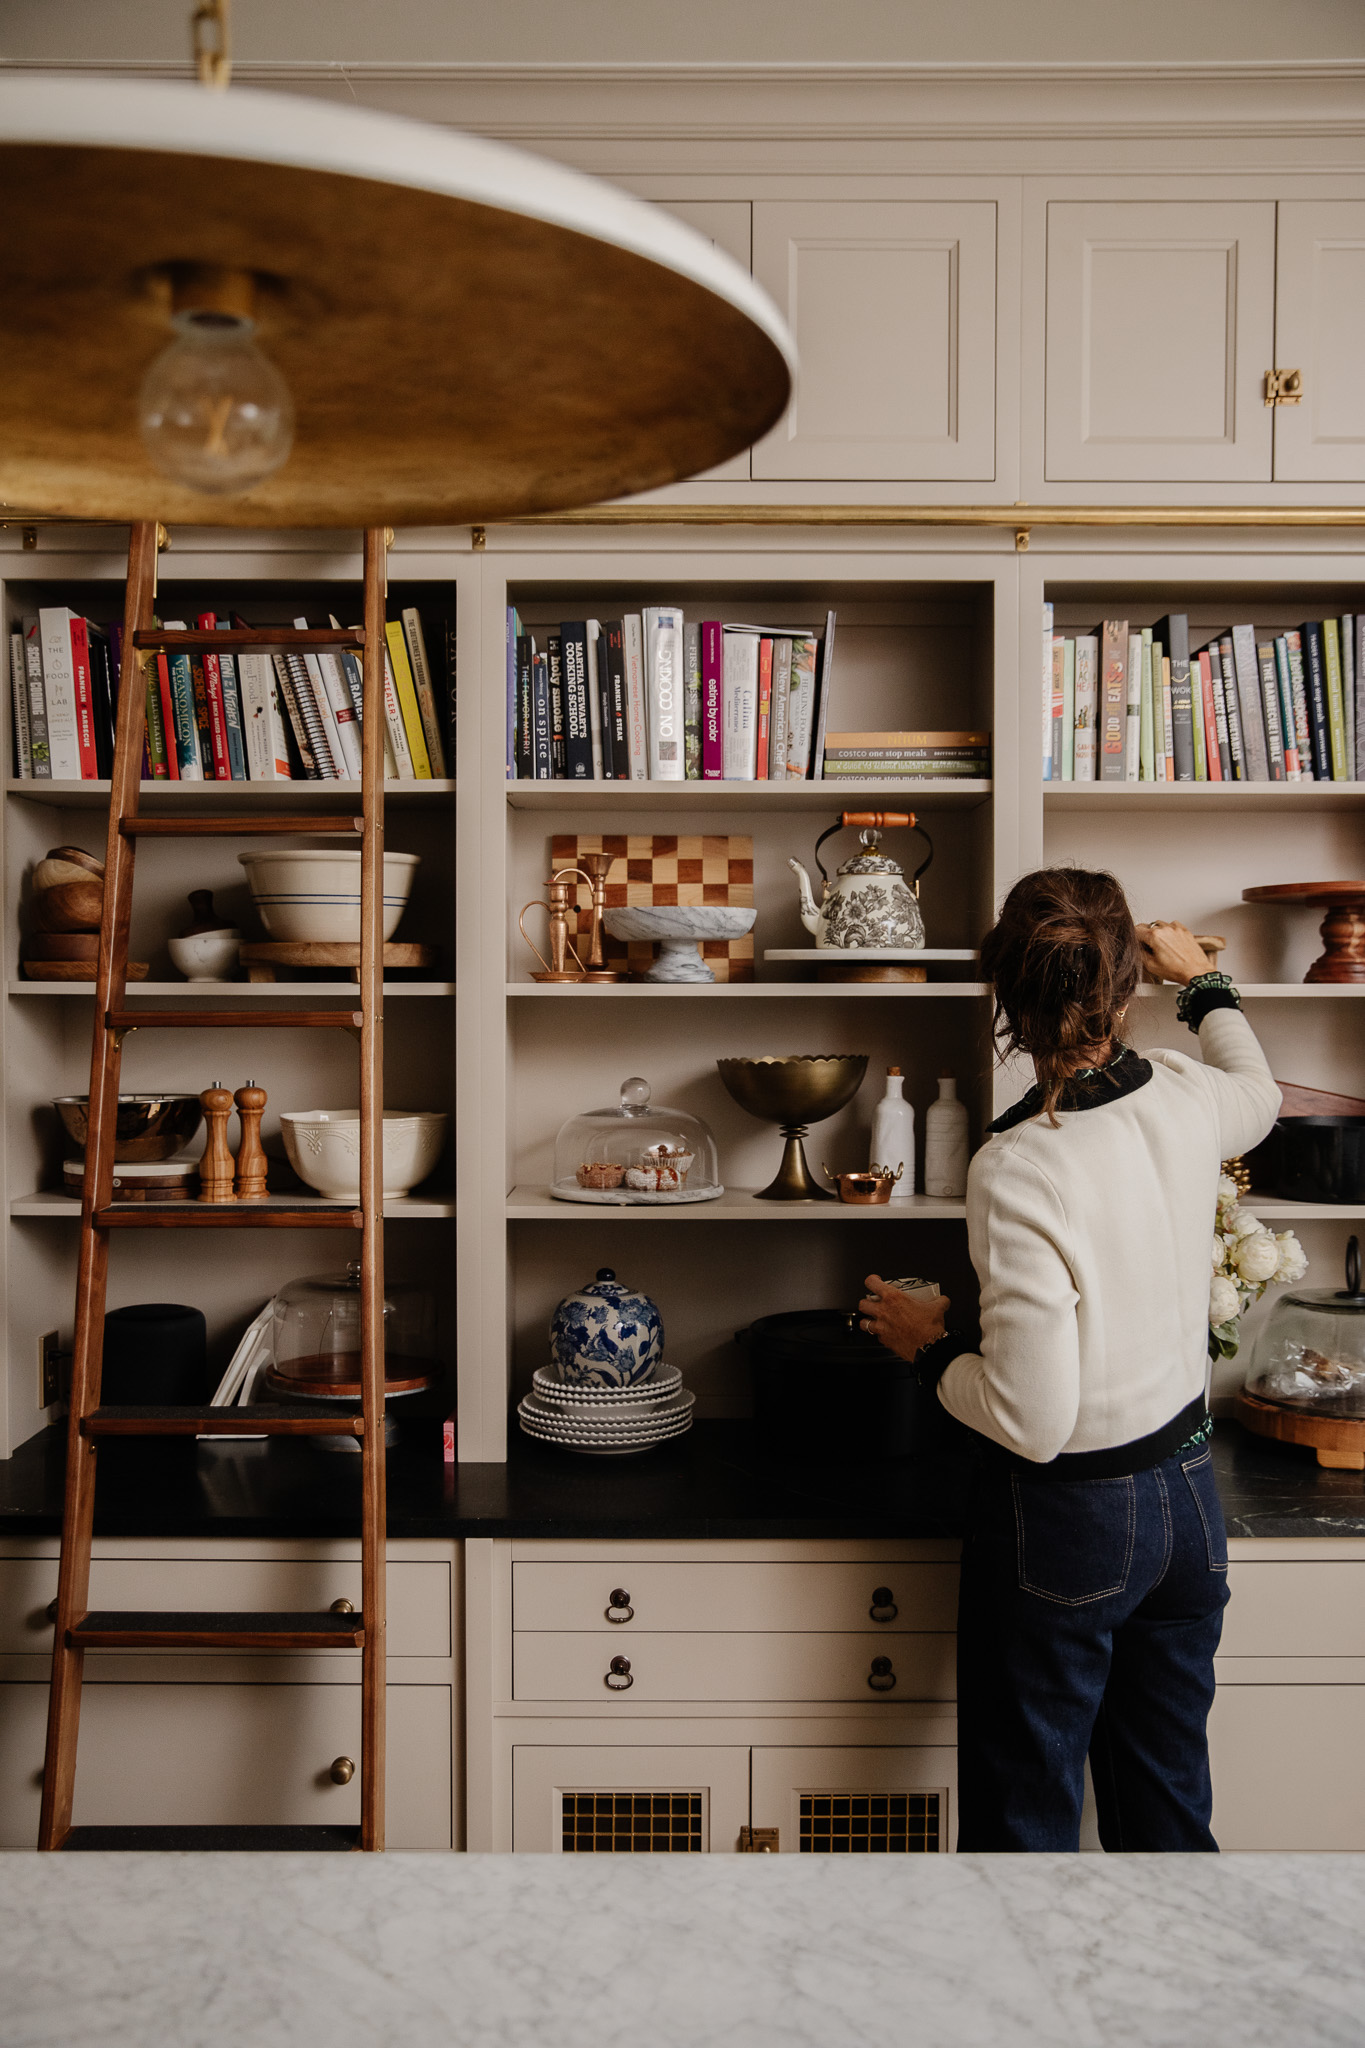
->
<box><xmin>519</xmin><ymin>870</ymin><xmax>592</xmax><ymax>983</ymax></box>
<box><xmin>557</xmin><ymin>853</ymin><xmax>623</xmax><ymax>983</ymax></box>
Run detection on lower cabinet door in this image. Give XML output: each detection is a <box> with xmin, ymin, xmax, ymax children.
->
<box><xmin>749</xmin><ymin>1746</ymin><xmax>957</xmax><ymax>1855</ymax></box>
<box><xmin>1210</xmin><ymin>1686</ymin><xmax>1365</xmax><ymax>1851</ymax></box>
<box><xmin>0</xmin><ymin>1682</ymin><xmax>451</xmax><ymax>1849</ymax></box>
<box><xmin>512</xmin><ymin>1745</ymin><xmax>750</xmax><ymax>1854</ymax></box>
<box><xmin>513</xmin><ymin>1631</ymin><xmax>954</xmax><ymax>1703</ymax></box>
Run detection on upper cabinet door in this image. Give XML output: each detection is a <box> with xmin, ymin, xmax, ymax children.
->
<box><xmin>1045</xmin><ymin>201</ymin><xmax>1276</xmax><ymax>483</ymax></box>
<box><xmin>750</xmin><ymin>201</ymin><xmax>997</xmax><ymax>481</ymax></box>
<box><xmin>1271</xmin><ymin>201</ymin><xmax>1365</xmax><ymax>483</ymax></box>
<box><xmin>657</xmin><ymin>201</ymin><xmax>753</xmax><ymax>483</ymax></box>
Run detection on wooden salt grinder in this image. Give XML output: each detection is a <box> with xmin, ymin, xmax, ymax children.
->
<box><xmin>234</xmin><ymin>1080</ymin><xmax>268</xmax><ymax>1201</ymax></box>
<box><xmin>198</xmin><ymin>1084</ymin><xmax>237</xmax><ymax>1202</ymax></box>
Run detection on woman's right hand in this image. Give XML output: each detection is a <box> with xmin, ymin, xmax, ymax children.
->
<box><xmin>1136</xmin><ymin>919</ymin><xmax>1214</xmax><ymax>988</ymax></box>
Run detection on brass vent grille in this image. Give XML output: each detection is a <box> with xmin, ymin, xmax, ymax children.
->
<box><xmin>799</xmin><ymin>1792</ymin><xmax>940</xmax><ymax>1853</ymax></box>
<box><xmin>561</xmin><ymin>1791</ymin><xmax>704</xmax><ymax>1853</ymax></box>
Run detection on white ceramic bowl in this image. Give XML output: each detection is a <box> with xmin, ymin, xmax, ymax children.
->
<box><xmin>280</xmin><ymin>1109</ymin><xmax>448</xmax><ymax>1199</ymax></box>
<box><xmin>238</xmin><ymin>850</ymin><xmax>420</xmax><ymax>943</ymax></box>
<box><xmin>168</xmin><ymin>928</ymin><xmax>241</xmax><ymax>981</ymax></box>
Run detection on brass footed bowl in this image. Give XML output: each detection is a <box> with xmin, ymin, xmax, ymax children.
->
<box><xmin>716</xmin><ymin>1055</ymin><xmax>869</xmax><ymax>1201</ymax></box>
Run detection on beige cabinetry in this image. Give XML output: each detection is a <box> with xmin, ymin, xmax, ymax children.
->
<box><xmin>750</xmin><ymin>201</ymin><xmax>998</xmax><ymax>481</ymax></box>
<box><xmin>512</xmin><ymin>1743</ymin><xmax>751</xmax><ymax>1854</ymax></box>
<box><xmin>656</xmin><ymin>201</ymin><xmax>753</xmax><ymax>484</ymax></box>
<box><xmin>749</xmin><ymin>1745</ymin><xmax>957</xmax><ymax>1855</ymax></box>
<box><xmin>0</xmin><ymin>1539</ymin><xmax>461</xmax><ymax>1850</ymax></box>
<box><xmin>1271</xmin><ymin>201</ymin><xmax>1365</xmax><ymax>483</ymax></box>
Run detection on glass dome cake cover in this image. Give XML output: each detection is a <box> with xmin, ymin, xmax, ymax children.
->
<box><xmin>552</xmin><ymin>1075</ymin><xmax>722</xmax><ymax>1206</ymax></box>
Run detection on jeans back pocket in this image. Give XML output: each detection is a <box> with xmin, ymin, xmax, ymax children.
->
<box><xmin>1181</xmin><ymin>1450</ymin><xmax>1229</xmax><ymax>1573</ymax></box>
<box><xmin>1012</xmin><ymin>1473</ymin><xmax>1136</xmax><ymax>1605</ymax></box>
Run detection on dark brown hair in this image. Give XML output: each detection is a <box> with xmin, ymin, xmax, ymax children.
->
<box><xmin>979</xmin><ymin>867</ymin><xmax>1142</xmax><ymax>1120</ymax></box>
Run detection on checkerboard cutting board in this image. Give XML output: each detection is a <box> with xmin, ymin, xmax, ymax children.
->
<box><xmin>550</xmin><ymin>833</ymin><xmax>754</xmax><ymax>981</ymax></box>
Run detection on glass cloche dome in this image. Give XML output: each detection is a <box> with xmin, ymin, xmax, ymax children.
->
<box><xmin>266</xmin><ymin>1262</ymin><xmax>439</xmax><ymax>1398</ymax></box>
<box><xmin>551</xmin><ymin>1075</ymin><xmax>722</xmax><ymax>1206</ymax></box>
<box><xmin>1244</xmin><ymin>1237</ymin><xmax>1365</xmax><ymax>1418</ymax></box>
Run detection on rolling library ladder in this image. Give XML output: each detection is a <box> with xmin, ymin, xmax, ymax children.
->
<box><xmin>38</xmin><ymin>520</ymin><xmax>391</xmax><ymax>1851</ymax></box>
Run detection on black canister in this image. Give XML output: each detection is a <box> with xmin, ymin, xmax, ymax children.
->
<box><xmin>737</xmin><ymin>1308</ymin><xmax>925</xmax><ymax>1460</ymax></box>
<box><xmin>101</xmin><ymin>1303</ymin><xmax>208</xmax><ymax>1405</ymax></box>
<box><xmin>1266</xmin><ymin>1117</ymin><xmax>1365</xmax><ymax>1204</ymax></box>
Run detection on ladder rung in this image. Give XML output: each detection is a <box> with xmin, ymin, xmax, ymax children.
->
<box><xmin>83</xmin><ymin>1405</ymin><xmax>363</xmax><ymax>1438</ymax></box>
<box><xmin>60</xmin><ymin>1825</ymin><xmax>362</xmax><ymax>1851</ymax></box>
<box><xmin>69</xmin><ymin>1611</ymin><xmax>366</xmax><ymax>1650</ymax></box>
<box><xmin>121</xmin><ymin>816</ymin><xmax>364</xmax><ymax>838</ymax></box>
<box><xmin>106</xmin><ymin>1009</ymin><xmax>363</xmax><ymax>1031</ymax></box>
<box><xmin>94</xmin><ymin>1204</ymin><xmax>364</xmax><ymax>1229</ymax></box>
<box><xmin>132</xmin><ymin>629</ymin><xmax>364</xmax><ymax>654</ymax></box>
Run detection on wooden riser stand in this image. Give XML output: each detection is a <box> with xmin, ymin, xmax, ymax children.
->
<box><xmin>38</xmin><ymin>522</ymin><xmax>390</xmax><ymax>1852</ymax></box>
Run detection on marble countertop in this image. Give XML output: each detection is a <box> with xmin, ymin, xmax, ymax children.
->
<box><xmin>0</xmin><ymin>1416</ymin><xmax>1361</xmax><ymax>1542</ymax></box>
<box><xmin>4</xmin><ymin>1851</ymin><xmax>1364</xmax><ymax>2048</ymax></box>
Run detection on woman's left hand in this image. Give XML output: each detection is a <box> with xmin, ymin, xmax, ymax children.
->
<box><xmin>859</xmin><ymin>1275</ymin><xmax>950</xmax><ymax>1362</ymax></box>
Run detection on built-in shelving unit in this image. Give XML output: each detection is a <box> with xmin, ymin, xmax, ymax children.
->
<box><xmin>504</xmin><ymin>1186</ymin><xmax>966</xmax><ymax>1220</ymax></box>
<box><xmin>505</xmin><ymin>778</ymin><xmax>991</xmax><ymax>814</ymax></box>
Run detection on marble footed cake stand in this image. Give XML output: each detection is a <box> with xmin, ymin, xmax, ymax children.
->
<box><xmin>603</xmin><ymin>905</ymin><xmax>756</xmax><ymax>981</ymax></box>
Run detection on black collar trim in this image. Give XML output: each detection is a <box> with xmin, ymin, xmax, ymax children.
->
<box><xmin>988</xmin><ymin>1044</ymin><xmax>1153</xmax><ymax>1134</ymax></box>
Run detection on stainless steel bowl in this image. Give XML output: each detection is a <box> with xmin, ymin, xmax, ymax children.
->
<box><xmin>53</xmin><ymin>1094</ymin><xmax>204</xmax><ymax>1162</ymax></box>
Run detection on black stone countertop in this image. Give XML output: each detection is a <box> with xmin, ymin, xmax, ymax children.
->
<box><xmin>0</xmin><ymin>1413</ymin><xmax>1361</xmax><ymax>1543</ymax></box>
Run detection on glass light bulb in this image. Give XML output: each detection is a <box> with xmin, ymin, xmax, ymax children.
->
<box><xmin>139</xmin><ymin>311</ymin><xmax>294</xmax><ymax>495</ymax></box>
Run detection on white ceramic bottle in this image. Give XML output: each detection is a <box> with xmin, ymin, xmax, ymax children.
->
<box><xmin>923</xmin><ymin>1074</ymin><xmax>969</xmax><ymax>1199</ymax></box>
<box><xmin>870</xmin><ymin>1065</ymin><xmax>916</xmax><ymax>1199</ymax></box>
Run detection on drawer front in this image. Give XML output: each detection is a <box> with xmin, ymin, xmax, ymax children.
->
<box><xmin>1221</xmin><ymin>1563</ymin><xmax>1365</xmax><ymax>1660</ymax></box>
<box><xmin>512</xmin><ymin>1631</ymin><xmax>954</xmax><ymax>1704</ymax></box>
<box><xmin>0</xmin><ymin>1557</ymin><xmax>450</xmax><ymax>1660</ymax></box>
<box><xmin>512</xmin><ymin>1561</ymin><xmax>957</xmax><ymax>1636</ymax></box>
<box><xmin>0</xmin><ymin>1680</ymin><xmax>451</xmax><ymax>1848</ymax></box>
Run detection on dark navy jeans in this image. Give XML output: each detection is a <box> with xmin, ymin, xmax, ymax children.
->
<box><xmin>955</xmin><ymin>1442</ymin><xmax>1230</xmax><ymax>1852</ymax></box>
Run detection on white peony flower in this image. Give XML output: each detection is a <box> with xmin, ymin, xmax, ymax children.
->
<box><xmin>1228</xmin><ymin>1209</ymin><xmax>1264</xmax><ymax>1239</ymax></box>
<box><xmin>1217</xmin><ymin>1174</ymin><xmax>1240</xmax><ymax>1208</ymax></box>
<box><xmin>1234</xmin><ymin>1232</ymin><xmax>1280</xmax><ymax>1283</ymax></box>
<box><xmin>1209</xmin><ymin>1274</ymin><xmax>1241</xmax><ymax>1326</ymax></box>
<box><xmin>1274</xmin><ymin>1231</ymin><xmax>1308</xmax><ymax>1284</ymax></box>
<box><xmin>1212</xmin><ymin>1236</ymin><xmax>1226</xmax><ymax>1271</ymax></box>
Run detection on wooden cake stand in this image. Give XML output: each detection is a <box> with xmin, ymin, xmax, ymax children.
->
<box><xmin>1242</xmin><ymin>882</ymin><xmax>1365</xmax><ymax>983</ymax></box>
<box><xmin>240</xmin><ymin>942</ymin><xmax>436</xmax><ymax>984</ymax></box>
<box><xmin>1236</xmin><ymin>1388</ymin><xmax>1365</xmax><ymax>1470</ymax></box>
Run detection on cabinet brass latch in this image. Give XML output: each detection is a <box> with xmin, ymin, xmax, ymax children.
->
<box><xmin>1265</xmin><ymin>369</ymin><xmax>1303</xmax><ymax>407</ymax></box>
<box><xmin>738</xmin><ymin>1826</ymin><xmax>779</xmax><ymax>1853</ymax></box>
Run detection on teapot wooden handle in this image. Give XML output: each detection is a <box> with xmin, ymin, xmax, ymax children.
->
<box><xmin>840</xmin><ymin>811</ymin><xmax>915</xmax><ymax>830</ymax></box>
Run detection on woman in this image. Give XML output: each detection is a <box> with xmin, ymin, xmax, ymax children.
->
<box><xmin>860</xmin><ymin>867</ymin><xmax>1280</xmax><ymax>1853</ymax></box>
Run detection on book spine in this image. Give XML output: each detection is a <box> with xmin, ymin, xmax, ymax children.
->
<box><xmin>216</xmin><ymin>650</ymin><xmax>248</xmax><ymax>780</ymax></box>
<box><xmin>756</xmin><ymin>636</ymin><xmax>773</xmax><ymax>780</ymax></box>
<box><xmin>198</xmin><ymin>639</ymin><xmax>232</xmax><ymax>781</ymax></box>
<box><xmin>1189</xmin><ymin>648</ymin><xmax>1208</xmax><ymax>781</ymax></box>
<box><xmin>1273</xmin><ymin>638</ymin><xmax>1301</xmax><ymax>779</ymax></box>
<box><xmin>1208</xmin><ymin>646</ymin><xmax>1233</xmax><ymax>782</ymax></box>
<box><xmin>1282</xmin><ymin>630</ymin><xmax>1312</xmax><ymax>780</ymax></box>
<box><xmin>443</xmin><ymin>617</ymin><xmax>457</xmax><ymax>773</ymax></box>
<box><xmin>701</xmin><ymin>622</ymin><xmax>724</xmax><ymax>780</ymax></box>
<box><xmin>1124</xmin><ymin>629</ymin><xmax>1142</xmax><ymax>781</ymax></box>
<box><xmin>1073</xmin><ymin>634</ymin><xmax>1098</xmax><ymax>782</ymax></box>
<box><xmin>142</xmin><ymin>653</ymin><xmax>169</xmax><ymax>778</ymax></box>
<box><xmin>21</xmin><ymin>619</ymin><xmax>50</xmax><ymax>779</ymax></box>
<box><xmin>1061</xmin><ymin>638</ymin><xmax>1076</xmax><ymax>780</ymax></box>
<box><xmin>824</xmin><ymin>746</ymin><xmax>992</xmax><ymax>762</ymax></box>
<box><xmin>1357</xmin><ymin>617</ymin><xmax>1365</xmax><ymax>780</ymax></box>
<box><xmin>1050</xmin><ymin>636</ymin><xmax>1065</xmax><ymax>781</ymax></box>
<box><xmin>810</xmin><ymin>611</ymin><xmax>837</xmax><ymax>781</ymax></box>
<box><xmin>66</xmin><ymin>616</ymin><xmax>98</xmax><ymax>779</ymax></box>
<box><xmin>239</xmin><ymin>654</ymin><xmax>284</xmax><ymax>779</ymax></box>
<box><xmin>164</xmin><ymin>637</ymin><xmax>202</xmax><ymax>779</ymax></box>
<box><xmin>546</xmin><ymin>634</ymin><xmax>566</xmax><ymax>779</ymax></box>
<box><xmin>153</xmin><ymin>655</ymin><xmax>180</xmax><ymax>781</ymax></box>
<box><xmin>1157</xmin><ymin>617</ymin><xmax>1192</xmax><ymax>782</ymax></box>
<box><xmin>1138</xmin><ymin>631</ymin><xmax>1154</xmax><ymax>782</ymax></box>
<box><xmin>769</xmin><ymin>638</ymin><xmax>793</xmax><ymax>786</ymax></box>
<box><xmin>338</xmin><ymin>644</ymin><xmax>393</xmax><ymax>777</ymax></box>
<box><xmin>315</xmin><ymin>652</ymin><xmax>363</xmax><ymax>780</ymax></box>
<box><xmin>591</xmin><ymin>621</ymin><xmax>614</xmax><ymax>779</ymax></box>
<box><xmin>1100</xmin><ymin>618</ymin><xmax>1127</xmax><ymax>780</ymax></box>
<box><xmin>36</xmin><ymin>608</ymin><xmax>81</xmax><ymax>779</ymax></box>
<box><xmin>623</xmin><ymin>616</ymin><xmax>648</xmax><ymax>780</ymax></box>
<box><xmin>401</xmin><ymin>608</ymin><xmax>448</xmax><ymax>777</ymax></box>
<box><xmin>1301</xmin><ymin>622</ymin><xmax>1331</xmax><ymax>780</ymax></box>
<box><xmin>1161</xmin><ymin>657</ymin><xmax>1175</xmax><ymax>780</ymax></box>
<box><xmin>560</xmin><ymin>624</ymin><xmax>593</xmax><ymax>779</ymax></box>
<box><xmin>1323</xmin><ymin>618</ymin><xmax>1348</xmax><ymax>779</ymax></box>
<box><xmin>722</xmin><ymin>629</ymin><xmax>759</xmax><ymax>781</ymax></box>
<box><xmin>823</xmin><ymin>759</ymin><xmax>988</xmax><ymax>776</ymax></box>
<box><xmin>87</xmin><ymin>627</ymin><xmax>116</xmax><ymax>781</ymax></box>
<box><xmin>286</xmin><ymin>652</ymin><xmax>337</xmax><ymax>777</ymax></box>
<box><xmin>10</xmin><ymin>631</ymin><xmax>31</xmax><ymax>776</ymax></box>
<box><xmin>1254</xmin><ymin>643</ymin><xmax>1285</xmax><ymax>779</ymax></box>
<box><xmin>1213</xmin><ymin>637</ymin><xmax>1243</xmax><ymax>780</ymax></box>
<box><xmin>1343</xmin><ymin>615</ymin><xmax>1357</xmax><ymax>783</ymax></box>
<box><xmin>296</xmin><ymin>637</ymin><xmax>345</xmax><ymax>782</ymax></box>
<box><xmin>1229</xmin><ymin>623</ymin><xmax>1267</xmax><ymax>780</ymax></box>
<box><xmin>272</xmin><ymin>654</ymin><xmax>319</xmax><ymax>778</ymax></box>
<box><xmin>385</xmin><ymin>620</ymin><xmax>431</xmax><ymax>778</ymax></box>
<box><xmin>506</xmin><ymin>607</ymin><xmax>518</xmax><ymax>779</ymax></box>
<box><xmin>1042</xmin><ymin>600</ymin><xmax>1054</xmax><ymax>780</ymax></box>
<box><xmin>646</xmin><ymin>607</ymin><xmax>685</xmax><ymax>781</ymax></box>
<box><xmin>187</xmin><ymin>651</ymin><xmax>217</xmax><ymax>777</ymax></box>
<box><xmin>531</xmin><ymin>651</ymin><xmax>552</xmax><ymax>779</ymax></box>
<box><xmin>785</xmin><ymin>637</ymin><xmax>818</xmax><ymax>780</ymax></box>
<box><xmin>379</xmin><ymin>644</ymin><xmax>415</xmax><ymax>778</ymax></box>
<box><xmin>514</xmin><ymin>635</ymin><xmax>533</xmax><ymax>780</ymax></box>
<box><xmin>585</xmin><ymin>621</ymin><xmax>604</xmax><ymax>778</ymax></box>
<box><xmin>683</xmin><ymin>621</ymin><xmax>702</xmax><ymax>779</ymax></box>
<box><xmin>605</xmin><ymin>621</ymin><xmax>629</xmax><ymax>779</ymax></box>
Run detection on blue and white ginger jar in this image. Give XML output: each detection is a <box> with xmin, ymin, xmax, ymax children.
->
<box><xmin>550</xmin><ymin>1268</ymin><xmax>663</xmax><ymax>1387</ymax></box>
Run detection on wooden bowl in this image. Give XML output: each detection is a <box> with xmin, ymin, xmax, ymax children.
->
<box><xmin>45</xmin><ymin>845</ymin><xmax>104</xmax><ymax>876</ymax></box>
<box><xmin>24</xmin><ymin>960</ymin><xmax>148</xmax><ymax>980</ymax></box>
<box><xmin>33</xmin><ymin>853</ymin><xmax>105</xmax><ymax>892</ymax></box>
<box><xmin>26</xmin><ymin>932</ymin><xmax>100</xmax><ymax>960</ymax></box>
<box><xmin>31</xmin><ymin>878</ymin><xmax>104</xmax><ymax>932</ymax></box>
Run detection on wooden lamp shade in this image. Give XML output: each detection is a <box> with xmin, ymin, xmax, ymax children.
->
<box><xmin>0</xmin><ymin>76</ymin><xmax>794</xmax><ymax>529</ymax></box>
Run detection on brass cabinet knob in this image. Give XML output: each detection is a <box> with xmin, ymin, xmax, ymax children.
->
<box><xmin>329</xmin><ymin>1756</ymin><xmax>355</xmax><ymax>1785</ymax></box>
<box><xmin>869</xmin><ymin>1587</ymin><xmax>898</xmax><ymax>1623</ymax></box>
<box><xmin>329</xmin><ymin>1598</ymin><xmax>354</xmax><ymax>1615</ymax></box>
<box><xmin>605</xmin><ymin>1588</ymin><xmax>634</xmax><ymax>1623</ymax></box>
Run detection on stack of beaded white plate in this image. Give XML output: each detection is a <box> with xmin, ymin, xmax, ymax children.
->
<box><xmin>518</xmin><ymin>1362</ymin><xmax>695</xmax><ymax>1456</ymax></box>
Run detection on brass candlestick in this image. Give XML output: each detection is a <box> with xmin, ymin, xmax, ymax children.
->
<box><xmin>558</xmin><ymin>852</ymin><xmax>623</xmax><ymax>983</ymax></box>
<box><xmin>519</xmin><ymin>872</ymin><xmax>591</xmax><ymax>983</ymax></box>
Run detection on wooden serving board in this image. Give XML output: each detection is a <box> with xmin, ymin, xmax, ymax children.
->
<box><xmin>1236</xmin><ymin>1389</ymin><xmax>1365</xmax><ymax>1470</ymax></box>
<box><xmin>239</xmin><ymin>942</ymin><xmax>435</xmax><ymax>983</ymax></box>
<box><xmin>551</xmin><ymin>834</ymin><xmax>754</xmax><ymax>982</ymax></box>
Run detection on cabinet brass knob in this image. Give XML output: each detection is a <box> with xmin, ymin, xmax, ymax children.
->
<box><xmin>869</xmin><ymin>1587</ymin><xmax>898</xmax><ymax>1623</ymax></box>
<box><xmin>605</xmin><ymin>1655</ymin><xmax>634</xmax><ymax>1691</ymax></box>
<box><xmin>605</xmin><ymin>1589</ymin><xmax>634</xmax><ymax>1623</ymax></box>
<box><xmin>329</xmin><ymin>1598</ymin><xmax>355</xmax><ymax>1615</ymax></box>
<box><xmin>45</xmin><ymin>1599</ymin><xmax>58</xmax><ymax>1625</ymax></box>
<box><xmin>868</xmin><ymin>1656</ymin><xmax>897</xmax><ymax>1693</ymax></box>
<box><xmin>329</xmin><ymin>1756</ymin><xmax>355</xmax><ymax>1785</ymax></box>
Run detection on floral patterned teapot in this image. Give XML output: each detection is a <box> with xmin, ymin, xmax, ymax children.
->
<box><xmin>789</xmin><ymin>811</ymin><xmax>934</xmax><ymax>951</ymax></box>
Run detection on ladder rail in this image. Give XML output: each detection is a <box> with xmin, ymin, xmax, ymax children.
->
<box><xmin>39</xmin><ymin>518</ymin><xmax>159</xmax><ymax>1851</ymax></box>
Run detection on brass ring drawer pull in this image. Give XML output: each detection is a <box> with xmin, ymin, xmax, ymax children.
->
<box><xmin>329</xmin><ymin>1598</ymin><xmax>355</xmax><ymax>1615</ymax></box>
<box><xmin>605</xmin><ymin>1655</ymin><xmax>634</xmax><ymax>1691</ymax></box>
<box><xmin>869</xmin><ymin>1587</ymin><xmax>898</xmax><ymax>1623</ymax></box>
<box><xmin>45</xmin><ymin>1599</ymin><xmax>59</xmax><ymax>1625</ymax></box>
<box><xmin>605</xmin><ymin>1589</ymin><xmax>634</xmax><ymax>1624</ymax></box>
<box><xmin>868</xmin><ymin>1656</ymin><xmax>897</xmax><ymax>1693</ymax></box>
<box><xmin>329</xmin><ymin>1756</ymin><xmax>355</xmax><ymax>1784</ymax></box>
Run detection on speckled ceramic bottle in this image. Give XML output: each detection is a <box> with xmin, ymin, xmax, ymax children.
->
<box><xmin>923</xmin><ymin>1074</ymin><xmax>969</xmax><ymax>1199</ymax></box>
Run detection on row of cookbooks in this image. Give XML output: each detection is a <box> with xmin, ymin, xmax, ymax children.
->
<box><xmin>8</xmin><ymin>606</ymin><xmax>454</xmax><ymax>782</ymax></box>
<box><xmin>1043</xmin><ymin>604</ymin><xmax>1365</xmax><ymax>783</ymax></box>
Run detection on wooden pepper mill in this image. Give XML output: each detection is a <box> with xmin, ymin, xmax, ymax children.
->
<box><xmin>234</xmin><ymin>1080</ymin><xmax>268</xmax><ymax>1201</ymax></box>
<box><xmin>198</xmin><ymin>1084</ymin><xmax>237</xmax><ymax>1203</ymax></box>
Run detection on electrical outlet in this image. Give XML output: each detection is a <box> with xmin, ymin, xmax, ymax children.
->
<box><xmin>39</xmin><ymin>1331</ymin><xmax>65</xmax><ymax>1410</ymax></box>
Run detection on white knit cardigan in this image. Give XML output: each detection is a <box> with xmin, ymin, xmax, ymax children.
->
<box><xmin>937</xmin><ymin>1009</ymin><xmax>1282</xmax><ymax>1463</ymax></box>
